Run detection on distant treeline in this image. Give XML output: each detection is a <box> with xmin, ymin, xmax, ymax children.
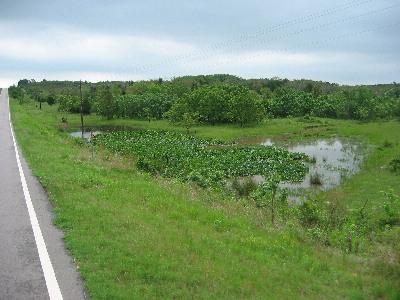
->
<box><xmin>9</xmin><ymin>75</ymin><xmax>400</xmax><ymax>125</ymax></box>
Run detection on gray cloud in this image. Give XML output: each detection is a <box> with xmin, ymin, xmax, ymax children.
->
<box><xmin>0</xmin><ymin>0</ymin><xmax>399</xmax><ymax>86</ymax></box>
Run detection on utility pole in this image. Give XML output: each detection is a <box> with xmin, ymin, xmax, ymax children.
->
<box><xmin>79</xmin><ymin>80</ymin><xmax>84</xmax><ymax>138</ymax></box>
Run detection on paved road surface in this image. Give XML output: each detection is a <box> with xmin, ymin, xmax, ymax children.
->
<box><xmin>0</xmin><ymin>89</ymin><xmax>86</xmax><ymax>300</ymax></box>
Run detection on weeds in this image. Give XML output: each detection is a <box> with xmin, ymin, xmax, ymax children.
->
<box><xmin>310</xmin><ymin>172</ymin><xmax>323</xmax><ymax>185</ymax></box>
<box><xmin>383</xmin><ymin>139</ymin><xmax>393</xmax><ymax>148</ymax></box>
<box><xmin>231</xmin><ymin>177</ymin><xmax>258</xmax><ymax>197</ymax></box>
<box><xmin>389</xmin><ymin>156</ymin><xmax>400</xmax><ymax>174</ymax></box>
<box><xmin>250</xmin><ymin>175</ymin><xmax>283</xmax><ymax>225</ymax></box>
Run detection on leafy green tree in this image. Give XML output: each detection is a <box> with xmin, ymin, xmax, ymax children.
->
<box><xmin>46</xmin><ymin>93</ymin><xmax>56</xmax><ymax>106</ymax></box>
<box><xmin>182</xmin><ymin>112</ymin><xmax>199</xmax><ymax>133</ymax></box>
<box><xmin>9</xmin><ymin>86</ymin><xmax>26</xmax><ymax>104</ymax></box>
<box><xmin>28</xmin><ymin>89</ymin><xmax>46</xmax><ymax>109</ymax></box>
<box><xmin>167</xmin><ymin>84</ymin><xmax>262</xmax><ymax>125</ymax></box>
<box><xmin>229</xmin><ymin>89</ymin><xmax>263</xmax><ymax>126</ymax></box>
<box><xmin>96</xmin><ymin>86</ymin><xmax>116</xmax><ymax>119</ymax></box>
<box><xmin>58</xmin><ymin>95</ymin><xmax>80</xmax><ymax>113</ymax></box>
<box><xmin>115</xmin><ymin>92</ymin><xmax>175</xmax><ymax>120</ymax></box>
<box><xmin>250</xmin><ymin>175</ymin><xmax>282</xmax><ymax>225</ymax></box>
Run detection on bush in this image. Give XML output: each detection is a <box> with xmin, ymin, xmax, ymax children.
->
<box><xmin>46</xmin><ymin>94</ymin><xmax>56</xmax><ymax>106</ymax></box>
<box><xmin>297</xmin><ymin>199</ymin><xmax>325</xmax><ymax>227</ymax></box>
<box><xmin>9</xmin><ymin>86</ymin><xmax>27</xmax><ymax>104</ymax></box>
<box><xmin>379</xmin><ymin>190</ymin><xmax>400</xmax><ymax>228</ymax></box>
<box><xmin>58</xmin><ymin>95</ymin><xmax>80</xmax><ymax>113</ymax></box>
<box><xmin>310</xmin><ymin>172</ymin><xmax>323</xmax><ymax>185</ymax></box>
<box><xmin>232</xmin><ymin>178</ymin><xmax>258</xmax><ymax>197</ymax></box>
<box><xmin>383</xmin><ymin>140</ymin><xmax>393</xmax><ymax>148</ymax></box>
<box><xmin>250</xmin><ymin>176</ymin><xmax>284</xmax><ymax>224</ymax></box>
<box><xmin>389</xmin><ymin>156</ymin><xmax>400</xmax><ymax>174</ymax></box>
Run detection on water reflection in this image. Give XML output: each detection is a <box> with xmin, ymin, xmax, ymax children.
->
<box><xmin>69</xmin><ymin>131</ymin><xmax>101</xmax><ymax>141</ymax></box>
<box><xmin>253</xmin><ymin>138</ymin><xmax>364</xmax><ymax>192</ymax></box>
<box><xmin>69</xmin><ymin>125</ymin><xmax>139</xmax><ymax>141</ymax></box>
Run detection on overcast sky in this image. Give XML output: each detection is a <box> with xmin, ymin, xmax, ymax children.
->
<box><xmin>0</xmin><ymin>0</ymin><xmax>399</xmax><ymax>86</ymax></box>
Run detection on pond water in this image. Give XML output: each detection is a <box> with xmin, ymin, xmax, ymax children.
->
<box><xmin>251</xmin><ymin>138</ymin><xmax>365</xmax><ymax>193</ymax></box>
<box><xmin>69</xmin><ymin>125</ymin><xmax>139</xmax><ymax>140</ymax></box>
<box><xmin>69</xmin><ymin>130</ymin><xmax>102</xmax><ymax>141</ymax></box>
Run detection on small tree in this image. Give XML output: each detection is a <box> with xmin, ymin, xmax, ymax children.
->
<box><xmin>9</xmin><ymin>86</ymin><xmax>26</xmax><ymax>104</ymax></box>
<box><xmin>251</xmin><ymin>175</ymin><xmax>281</xmax><ymax>225</ymax></box>
<box><xmin>182</xmin><ymin>112</ymin><xmax>199</xmax><ymax>134</ymax></box>
<box><xmin>30</xmin><ymin>89</ymin><xmax>45</xmax><ymax>109</ymax></box>
<box><xmin>46</xmin><ymin>93</ymin><xmax>56</xmax><ymax>106</ymax></box>
<box><xmin>96</xmin><ymin>86</ymin><xmax>115</xmax><ymax>119</ymax></box>
<box><xmin>143</xmin><ymin>107</ymin><xmax>151</xmax><ymax>122</ymax></box>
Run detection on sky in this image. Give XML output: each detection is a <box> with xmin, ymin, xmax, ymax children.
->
<box><xmin>0</xmin><ymin>0</ymin><xmax>399</xmax><ymax>87</ymax></box>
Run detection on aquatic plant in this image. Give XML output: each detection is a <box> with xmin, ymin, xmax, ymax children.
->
<box><xmin>94</xmin><ymin>130</ymin><xmax>308</xmax><ymax>187</ymax></box>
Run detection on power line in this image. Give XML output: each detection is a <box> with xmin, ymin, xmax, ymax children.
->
<box><xmin>210</xmin><ymin>0</ymin><xmax>377</xmax><ymax>50</ymax></box>
<box><xmin>178</xmin><ymin>21</ymin><xmax>400</xmax><ymax>76</ymax></box>
<box><xmin>131</xmin><ymin>0</ymin><xmax>381</xmax><ymax>73</ymax></box>
<box><xmin>220</xmin><ymin>3</ymin><xmax>399</xmax><ymax>54</ymax></box>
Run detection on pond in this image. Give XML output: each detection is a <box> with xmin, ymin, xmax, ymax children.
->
<box><xmin>69</xmin><ymin>130</ymin><xmax>101</xmax><ymax>140</ymax></box>
<box><xmin>69</xmin><ymin>125</ymin><xmax>140</xmax><ymax>140</ymax></box>
<box><xmin>69</xmin><ymin>126</ymin><xmax>365</xmax><ymax>196</ymax></box>
<box><xmin>249</xmin><ymin>138</ymin><xmax>365</xmax><ymax>193</ymax></box>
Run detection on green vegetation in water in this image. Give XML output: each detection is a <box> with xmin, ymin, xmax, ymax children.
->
<box><xmin>94</xmin><ymin>130</ymin><xmax>308</xmax><ymax>187</ymax></box>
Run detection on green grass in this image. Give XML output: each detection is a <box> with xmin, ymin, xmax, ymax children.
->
<box><xmin>11</xmin><ymin>102</ymin><xmax>400</xmax><ymax>299</ymax></box>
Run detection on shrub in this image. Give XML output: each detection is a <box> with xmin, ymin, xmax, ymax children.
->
<box><xmin>310</xmin><ymin>172</ymin><xmax>323</xmax><ymax>185</ymax></box>
<box><xmin>383</xmin><ymin>140</ymin><xmax>393</xmax><ymax>148</ymax></box>
<box><xmin>58</xmin><ymin>95</ymin><xmax>81</xmax><ymax>113</ymax></box>
<box><xmin>379</xmin><ymin>190</ymin><xmax>400</xmax><ymax>228</ymax></box>
<box><xmin>389</xmin><ymin>156</ymin><xmax>400</xmax><ymax>174</ymax></box>
<box><xmin>250</xmin><ymin>175</ymin><xmax>283</xmax><ymax>224</ymax></box>
<box><xmin>231</xmin><ymin>177</ymin><xmax>258</xmax><ymax>197</ymax></box>
<box><xmin>297</xmin><ymin>198</ymin><xmax>325</xmax><ymax>227</ymax></box>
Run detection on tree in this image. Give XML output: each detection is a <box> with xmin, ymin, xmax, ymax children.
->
<box><xmin>182</xmin><ymin>112</ymin><xmax>199</xmax><ymax>133</ymax></box>
<box><xmin>230</xmin><ymin>89</ymin><xmax>263</xmax><ymax>126</ymax></box>
<box><xmin>9</xmin><ymin>86</ymin><xmax>26</xmax><ymax>104</ymax></box>
<box><xmin>46</xmin><ymin>93</ymin><xmax>56</xmax><ymax>106</ymax></box>
<box><xmin>17</xmin><ymin>79</ymin><xmax>30</xmax><ymax>87</ymax></box>
<box><xmin>29</xmin><ymin>89</ymin><xmax>46</xmax><ymax>109</ymax></box>
<box><xmin>96</xmin><ymin>86</ymin><xmax>116</xmax><ymax>119</ymax></box>
<box><xmin>251</xmin><ymin>175</ymin><xmax>282</xmax><ymax>225</ymax></box>
<box><xmin>167</xmin><ymin>84</ymin><xmax>262</xmax><ymax>125</ymax></box>
<box><xmin>58</xmin><ymin>95</ymin><xmax>80</xmax><ymax>113</ymax></box>
<box><xmin>143</xmin><ymin>107</ymin><xmax>151</xmax><ymax>122</ymax></box>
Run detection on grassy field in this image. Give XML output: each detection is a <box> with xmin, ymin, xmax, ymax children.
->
<box><xmin>11</xmin><ymin>101</ymin><xmax>400</xmax><ymax>299</ymax></box>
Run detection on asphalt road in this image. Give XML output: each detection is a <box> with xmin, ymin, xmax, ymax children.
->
<box><xmin>0</xmin><ymin>89</ymin><xmax>86</xmax><ymax>300</ymax></box>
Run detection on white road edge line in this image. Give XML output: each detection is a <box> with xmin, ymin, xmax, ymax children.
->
<box><xmin>7</xmin><ymin>90</ymin><xmax>63</xmax><ymax>300</ymax></box>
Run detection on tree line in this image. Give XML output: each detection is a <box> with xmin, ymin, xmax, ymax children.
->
<box><xmin>9</xmin><ymin>75</ymin><xmax>400</xmax><ymax>125</ymax></box>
